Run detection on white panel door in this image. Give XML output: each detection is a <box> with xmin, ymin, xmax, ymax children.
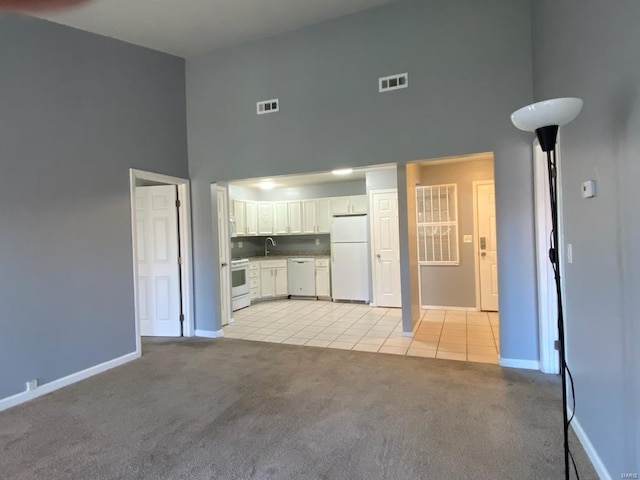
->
<box><xmin>273</xmin><ymin>202</ymin><xmax>289</xmax><ymax>234</ymax></box>
<box><xmin>477</xmin><ymin>183</ymin><xmax>499</xmax><ymax>311</ymax></box>
<box><xmin>371</xmin><ymin>191</ymin><xmax>401</xmax><ymax>308</ymax></box>
<box><xmin>136</xmin><ymin>185</ymin><xmax>181</xmax><ymax>336</ymax></box>
<box><xmin>316</xmin><ymin>198</ymin><xmax>332</xmax><ymax>233</ymax></box>
<box><xmin>216</xmin><ymin>187</ymin><xmax>231</xmax><ymax>326</ymax></box>
<box><xmin>302</xmin><ymin>199</ymin><xmax>317</xmax><ymax>234</ymax></box>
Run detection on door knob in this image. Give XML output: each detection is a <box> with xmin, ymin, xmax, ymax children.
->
<box><xmin>221</xmin><ymin>262</ymin><xmax>228</xmax><ymax>267</ymax></box>
<box><xmin>376</xmin><ymin>254</ymin><xmax>381</xmax><ymax>259</ymax></box>
<box><xmin>480</xmin><ymin>252</ymin><xmax>486</xmax><ymax>258</ymax></box>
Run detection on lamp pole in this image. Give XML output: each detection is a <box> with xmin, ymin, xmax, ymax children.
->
<box><xmin>536</xmin><ymin>125</ymin><xmax>570</xmax><ymax>480</ymax></box>
<box><xmin>511</xmin><ymin>98</ymin><xmax>583</xmax><ymax>480</ymax></box>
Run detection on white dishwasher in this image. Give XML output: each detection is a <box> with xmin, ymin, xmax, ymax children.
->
<box><xmin>287</xmin><ymin>258</ymin><xmax>316</xmax><ymax>297</ymax></box>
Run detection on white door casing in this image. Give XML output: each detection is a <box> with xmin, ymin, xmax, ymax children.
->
<box><xmin>476</xmin><ymin>182</ymin><xmax>499</xmax><ymax>311</ymax></box>
<box><xmin>370</xmin><ymin>190</ymin><xmax>402</xmax><ymax>308</ymax></box>
<box><xmin>216</xmin><ymin>187</ymin><xmax>232</xmax><ymax>327</ymax></box>
<box><xmin>534</xmin><ymin>140</ymin><xmax>561</xmax><ymax>374</ymax></box>
<box><xmin>136</xmin><ymin>185</ymin><xmax>181</xmax><ymax>337</ymax></box>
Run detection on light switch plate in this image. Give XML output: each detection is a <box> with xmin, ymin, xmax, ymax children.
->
<box><xmin>581</xmin><ymin>180</ymin><xmax>596</xmax><ymax>198</ymax></box>
<box><xmin>463</xmin><ymin>235</ymin><xmax>473</xmax><ymax>243</ymax></box>
<box><xmin>567</xmin><ymin>243</ymin><xmax>573</xmax><ymax>264</ymax></box>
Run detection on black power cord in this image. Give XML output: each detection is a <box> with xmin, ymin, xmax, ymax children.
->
<box><xmin>545</xmin><ymin>146</ymin><xmax>581</xmax><ymax>480</ymax></box>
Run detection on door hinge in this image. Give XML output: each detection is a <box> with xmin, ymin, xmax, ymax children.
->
<box><xmin>554</xmin><ymin>340</ymin><xmax>560</xmax><ymax>351</ymax></box>
<box><xmin>175</xmin><ymin>199</ymin><xmax>181</xmax><ymax>208</ymax></box>
<box><xmin>179</xmin><ymin>313</ymin><xmax>185</xmax><ymax>323</ymax></box>
<box><xmin>177</xmin><ymin>256</ymin><xmax>183</xmax><ymax>265</ymax></box>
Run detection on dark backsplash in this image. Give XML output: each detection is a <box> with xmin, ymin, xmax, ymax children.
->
<box><xmin>231</xmin><ymin>234</ymin><xmax>330</xmax><ymax>259</ymax></box>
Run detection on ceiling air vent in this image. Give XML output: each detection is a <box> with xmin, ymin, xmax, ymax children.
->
<box><xmin>379</xmin><ymin>73</ymin><xmax>408</xmax><ymax>93</ymax></box>
<box><xmin>257</xmin><ymin>98</ymin><xmax>279</xmax><ymax>115</ymax></box>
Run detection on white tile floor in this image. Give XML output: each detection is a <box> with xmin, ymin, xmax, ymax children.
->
<box><xmin>224</xmin><ymin>300</ymin><xmax>500</xmax><ymax>364</ymax></box>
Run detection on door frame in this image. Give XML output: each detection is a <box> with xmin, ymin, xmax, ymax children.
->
<box><xmin>129</xmin><ymin>169</ymin><xmax>195</xmax><ymax>353</ymax></box>
<box><xmin>369</xmin><ymin>188</ymin><xmax>401</xmax><ymax>307</ymax></box>
<box><xmin>213</xmin><ymin>183</ymin><xmax>233</xmax><ymax>327</ymax></box>
<box><xmin>533</xmin><ymin>139</ymin><xmax>564</xmax><ymax>374</ymax></box>
<box><xmin>472</xmin><ymin>180</ymin><xmax>497</xmax><ymax>312</ymax></box>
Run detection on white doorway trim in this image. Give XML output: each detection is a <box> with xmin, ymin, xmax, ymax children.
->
<box><xmin>129</xmin><ymin>169</ymin><xmax>195</xmax><ymax>354</ymax></box>
<box><xmin>472</xmin><ymin>180</ymin><xmax>496</xmax><ymax>312</ymax></box>
<box><xmin>533</xmin><ymin>139</ymin><xmax>565</xmax><ymax>374</ymax></box>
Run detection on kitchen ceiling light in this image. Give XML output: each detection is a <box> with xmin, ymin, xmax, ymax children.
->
<box><xmin>258</xmin><ymin>180</ymin><xmax>276</xmax><ymax>190</ymax></box>
<box><xmin>332</xmin><ymin>168</ymin><xmax>353</xmax><ymax>176</ymax></box>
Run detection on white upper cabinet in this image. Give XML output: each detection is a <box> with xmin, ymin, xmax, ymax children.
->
<box><xmin>331</xmin><ymin>195</ymin><xmax>367</xmax><ymax>215</ymax></box>
<box><xmin>331</xmin><ymin>196</ymin><xmax>351</xmax><ymax>215</ymax></box>
<box><xmin>288</xmin><ymin>201</ymin><xmax>303</xmax><ymax>234</ymax></box>
<box><xmin>302</xmin><ymin>198</ymin><xmax>333</xmax><ymax>234</ymax></box>
<box><xmin>273</xmin><ymin>202</ymin><xmax>289</xmax><ymax>234</ymax></box>
<box><xmin>316</xmin><ymin>198</ymin><xmax>332</xmax><ymax>233</ymax></box>
<box><xmin>232</xmin><ymin>199</ymin><xmax>246</xmax><ymax>236</ymax></box>
<box><xmin>302</xmin><ymin>199</ymin><xmax>318</xmax><ymax>234</ymax></box>
<box><xmin>257</xmin><ymin>202</ymin><xmax>274</xmax><ymax>235</ymax></box>
<box><xmin>245</xmin><ymin>200</ymin><xmax>258</xmax><ymax>236</ymax></box>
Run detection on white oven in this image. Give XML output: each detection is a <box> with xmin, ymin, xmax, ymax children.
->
<box><xmin>231</xmin><ymin>259</ymin><xmax>251</xmax><ymax>311</ymax></box>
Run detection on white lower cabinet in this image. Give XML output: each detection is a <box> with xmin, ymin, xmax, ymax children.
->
<box><xmin>315</xmin><ymin>258</ymin><xmax>331</xmax><ymax>298</ymax></box>
<box><xmin>249</xmin><ymin>261</ymin><xmax>260</xmax><ymax>301</ymax></box>
<box><xmin>260</xmin><ymin>259</ymin><xmax>288</xmax><ymax>299</ymax></box>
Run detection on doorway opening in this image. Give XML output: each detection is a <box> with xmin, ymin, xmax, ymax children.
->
<box><xmin>405</xmin><ymin>153</ymin><xmax>500</xmax><ymax>363</ymax></box>
<box><xmin>129</xmin><ymin>169</ymin><xmax>194</xmax><ymax>353</ymax></box>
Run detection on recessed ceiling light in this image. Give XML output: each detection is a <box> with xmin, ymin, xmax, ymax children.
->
<box><xmin>258</xmin><ymin>180</ymin><xmax>276</xmax><ymax>190</ymax></box>
<box><xmin>332</xmin><ymin>168</ymin><xmax>353</xmax><ymax>176</ymax></box>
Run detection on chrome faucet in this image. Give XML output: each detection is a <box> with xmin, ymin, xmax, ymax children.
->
<box><xmin>265</xmin><ymin>237</ymin><xmax>276</xmax><ymax>256</ymax></box>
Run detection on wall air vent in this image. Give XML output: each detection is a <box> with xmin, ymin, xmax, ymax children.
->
<box><xmin>257</xmin><ymin>98</ymin><xmax>279</xmax><ymax>115</ymax></box>
<box><xmin>378</xmin><ymin>73</ymin><xmax>408</xmax><ymax>93</ymax></box>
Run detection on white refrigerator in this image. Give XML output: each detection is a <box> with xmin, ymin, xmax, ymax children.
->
<box><xmin>331</xmin><ymin>215</ymin><xmax>370</xmax><ymax>302</ymax></box>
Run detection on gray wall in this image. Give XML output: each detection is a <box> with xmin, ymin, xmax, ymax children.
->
<box><xmin>419</xmin><ymin>157</ymin><xmax>494</xmax><ymax>308</ymax></box>
<box><xmin>186</xmin><ymin>0</ymin><xmax>539</xmax><ymax>362</ymax></box>
<box><xmin>532</xmin><ymin>0</ymin><xmax>639</xmax><ymax>475</ymax></box>
<box><xmin>0</xmin><ymin>16</ymin><xmax>188</xmax><ymax>400</ymax></box>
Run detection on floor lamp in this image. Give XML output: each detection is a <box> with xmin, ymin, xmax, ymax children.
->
<box><xmin>511</xmin><ymin>97</ymin><xmax>583</xmax><ymax>480</ymax></box>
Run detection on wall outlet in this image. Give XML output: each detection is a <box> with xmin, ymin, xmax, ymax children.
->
<box><xmin>26</xmin><ymin>379</ymin><xmax>38</xmax><ymax>391</ymax></box>
<box><xmin>463</xmin><ymin>235</ymin><xmax>473</xmax><ymax>243</ymax></box>
<box><xmin>238</xmin><ymin>241</ymin><xmax>243</xmax><ymax>248</ymax></box>
<box><xmin>315</xmin><ymin>238</ymin><xmax>320</xmax><ymax>245</ymax></box>
<box><xmin>567</xmin><ymin>243</ymin><xmax>573</xmax><ymax>264</ymax></box>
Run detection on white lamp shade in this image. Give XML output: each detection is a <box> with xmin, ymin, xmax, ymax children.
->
<box><xmin>511</xmin><ymin>97</ymin><xmax>583</xmax><ymax>132</ymax></box>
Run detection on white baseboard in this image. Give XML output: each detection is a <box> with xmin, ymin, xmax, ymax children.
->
<box><xmin>195</xmin><ymin>329</ymin><xmax>225</xmax><ymax>338</ymax></box>
<box><xmin>422</xmin><ymin>305</ymin><xmax>479</xmax><ymax>312</ymax></box>
<box><xmin>569</xmin><ymin>410</ymin><xmax>612</xmax><ymax>480</ymax></box>
<box><xmin>498</xmin><ymin>357</ymin><xmax>540</xmax><ymax>370</ymax></box>
<box><xmin>0</xmin><ymin>351</ymin><xmax>139</xmax><ymax>413</ymax></box>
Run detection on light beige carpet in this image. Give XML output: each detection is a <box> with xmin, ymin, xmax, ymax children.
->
<box><xmin>0</xmin><ymin>338</ymin><xmax>597</xmax><ymax>479</ymax></box>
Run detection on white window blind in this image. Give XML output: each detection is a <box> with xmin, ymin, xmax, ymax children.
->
<box><xmin>416</xmin><ymin>184</ymin><xmax>459</xmax><ymax>265</ymax></box>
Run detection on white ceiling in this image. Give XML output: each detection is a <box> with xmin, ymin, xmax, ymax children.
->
<box><xmin>34</xmin><ymin>0</ymin><xmax>399</xmax><ymax>58</ymax></box>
